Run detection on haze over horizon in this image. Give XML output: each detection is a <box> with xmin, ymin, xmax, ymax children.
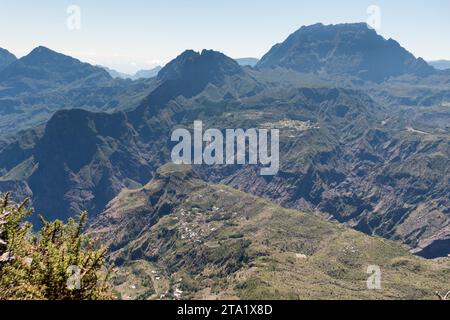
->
<box><xmin>1</xmin><ymin>0</ymin><xmax>450</xmax><ymax>73</ymax></box>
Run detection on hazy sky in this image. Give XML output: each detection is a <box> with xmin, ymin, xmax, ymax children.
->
<box><xmin>1</xmin><ymin>0</ymin><xmax>449</xmax><ymax>74</ymax></box>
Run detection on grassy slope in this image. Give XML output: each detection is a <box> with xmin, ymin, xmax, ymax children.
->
<box><xmin>90</xmin><ymin>164</ymin><xmax>450</xmax><ymax>300</ymax></box>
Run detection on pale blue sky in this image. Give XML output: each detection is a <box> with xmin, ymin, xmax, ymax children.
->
<box><xmin>1</xmin><ymin>0</ymin><xmax>449</xmax><ymax>73</ymax></box>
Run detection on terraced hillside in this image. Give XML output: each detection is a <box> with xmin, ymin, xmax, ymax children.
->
<box><xmin>90</xmin><ymin>164</ymin><xmax>450</xmax><ymax>300</ymax></box>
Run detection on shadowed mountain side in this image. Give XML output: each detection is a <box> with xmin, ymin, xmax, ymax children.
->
<box><xmin>129</xmin><ymin>50</ymin><xmax>253</xmax><ymax>121</ymax></box>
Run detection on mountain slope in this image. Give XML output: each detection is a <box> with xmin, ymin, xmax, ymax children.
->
<box><xmin>0</xmin><ymin>48</ymin><xmax>17</xmax><ymax>71</ymax></box>
<box><xmin>0</xmin><ymin>49</ymin><xmax>259</xmax><ymax>219</ymax></box>
<box><xmin>91</xmin><ymin>164</ymin><xmax>450</xmax><ymax>300</ymax></box>
<box><xmin>133</xmin><ymin>67</ymin><xmax>162</xmax><ymax>79</ymax></box>
<box><xmin>26</xmin><ymin>108</ymin><xmax>163</xmax><ymax>222</ymax></box>
<box><xmin>0</xmin><ymin>46</ymin><xmax>111</xmax><ymax>92</ymax></box>
<box><xmin>257</xmin><ymin>23</ymin><xmax>435</xmax><ymax>82</ymax></box>
<box><xmin>0</xmin><ymin>41</ymin><xmax>448</xmax><ymax>259</ymax></box>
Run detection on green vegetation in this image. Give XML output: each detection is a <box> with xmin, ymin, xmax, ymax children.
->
<box><xmin>91</xmin><ymin>165</ymin><xmax>450</xmax><ymax>300</ymax></box>
<box><xmin>0</xmin><ymin>193</ymin><xmax>112</xmax><ymax>300</ymax></box>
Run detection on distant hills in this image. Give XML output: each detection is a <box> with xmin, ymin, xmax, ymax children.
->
<box><xmin>102</xmin><ymin>65</ymin><xmax>163</xmax><ymax>80</ymax></box>
<box><xmin>0</xmin><ymin>46</ymin><xmax>158</xmax><ymax>135</ymax></box>
<box><xmin>235</xmin><ymin>57</ymin><xmax>259</xmax><ymax>67</ymax></box>
<box><xmin>157</xmin><ymin>50</ymin><xmax>244</xmax><ymax>84</ymax></box>
<box><xmin>0</xmin><ymin>46</ymin><xmax>111</xmax><ymax>92</ymax></box>
<box><xmin>0</xmin><ymin>45</ymin><xmax>262</xmax><ymax>136</ymax></box>
<box><xmin>0</xmin><ymin>48</ymin><xmax>16</xmax><ymax>71</ymax></box>
<box><xmin>90</xmin><ymin>164</ymin><xmax>450</xmax><ymax>300</ymax></box>
<box><xmin>257</xmin><ymin>23</ymin><xmax>436</xmax><ymax>82</ymax></box>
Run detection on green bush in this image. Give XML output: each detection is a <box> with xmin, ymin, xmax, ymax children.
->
<box><xmin>0</xmin><ymin>193</ymin><xmax>113</xmax><ymax>300</ymax></box>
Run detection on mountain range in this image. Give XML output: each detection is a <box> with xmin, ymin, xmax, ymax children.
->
<box><xmin>0</xmin><ymin>22</ymin><xmax>449</xmax><ymax>299</ymax></box>
<box><xmin>0</xmin><ymin>48</ymin><xmax>17</xmax><ymax>71</ymax></box>
<box><xmin>235</xmin><ymin>57</ymin><xmax>259</xmax><ymax>67</ymax></box>
<box><xmin>101</xmin><ymin>57</ymin><xmax>260</xmax><ymax>80</ymax></box>
<box><xmin>0</xmin><ymin>46</ymin><xmax>159</xmax><ymax>136</ymax></box>
<box><xmin>429</xmin><ymin>60</ymin><xmax>450</xmax><ymax>70</ymax></box>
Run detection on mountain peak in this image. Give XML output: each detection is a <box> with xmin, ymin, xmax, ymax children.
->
<box><xmin>257</xmin><ymin>22</ymin><xmax>435</xmax><ymax>82</ymax></box>
<box><xmin>157</xmin><ymin>49</ymin><xmax>243</xmax><ymax>82</ymax></box>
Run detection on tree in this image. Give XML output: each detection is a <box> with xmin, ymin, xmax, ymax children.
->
<box><xmin>0</xmin><ymin>193</ymin><xmax>113</xmax><ymax>300</ymax></box>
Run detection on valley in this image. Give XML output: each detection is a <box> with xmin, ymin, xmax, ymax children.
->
<box><xmin>0</xmin><ymin>22</ymin><xmax>449</xmax><ymax>300</ymax></box>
